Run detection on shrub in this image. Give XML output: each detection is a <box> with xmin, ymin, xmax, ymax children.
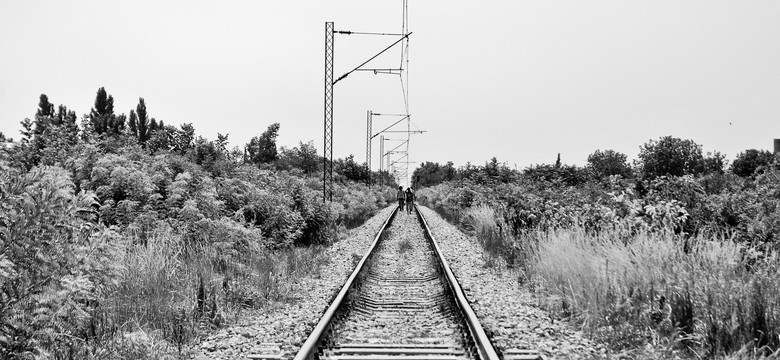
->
<box><xmin>587</xmin><ymin>149</ymin><xmax>633</xmax><ymax>179</ymax></box>
<box><xmin>0</xmin><ymin>164</ymin><xmax>122</xmax><ymax>358</ymax></box>
<box><xmin>638</xmin><ymin>136</ymin><xmax>705</xmax><ymax>179</ymax></box>
<box><xmin>731</xmin><ymin>149</ymin><xmax>775</xmax><ymax>179</ymax></box>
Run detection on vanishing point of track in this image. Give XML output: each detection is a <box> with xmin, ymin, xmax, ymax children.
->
<box><xmin>285</xmin><ymin>207</ymin><xmax>541</xmax><ymax>360</ymax></box>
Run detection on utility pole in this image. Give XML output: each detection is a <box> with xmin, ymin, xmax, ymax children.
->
<box><xmin>367</xmin><ymin>112</ymin><xmax>423</xmax><ymax>189</ymax></box>
<box><xmin>379</xmin><ymin>134</ymin><xmax>384</xmax><ymax>187</ymax></box>
<box><xmin>321</xmin><ymin>21</ymin><xmax>411</xmax><ymax>202</ymax></box>
<box><xmin>323</xmin><ymin>22</ymin><xmax>334</xmax><ymax>202</ymax></box>
<box><xmin>365</xmin><ymin>110</ymin><xmax>372</xmax><ymax>188</ymax></box>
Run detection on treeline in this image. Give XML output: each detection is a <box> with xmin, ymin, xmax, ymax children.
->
<box><xmin>413</xmin><ymin>137</ymin><xmax>775</xmax><ymax>188</ymax></box>
<box><xmin>2</xmin><ymin>88</ymin><xmax>395</xmax><ymax>188</ymax></box>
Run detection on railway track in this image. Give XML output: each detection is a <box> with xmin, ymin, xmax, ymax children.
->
<box><xmin>285</xmin><ymin>207</ymin><xmax>542</xmax><ymax>360</ymax></box>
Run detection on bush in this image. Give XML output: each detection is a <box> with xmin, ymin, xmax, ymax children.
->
<box><xmin>587</xmin><ymin>149</ymin><xmax>632</xmax><ymax>179</ymax></box>
<box><xmin>0</xmin><ymin>164</ymin><xmax>121</xmax><ymax>358</ymax></box>
<box><xmin>638</xmin><ymin>136</ymin><xmax>705</xmax><ymax>179</ymax></box>
<box><xmin>418</xmin><ymin>167</ymin><xmax>780</xmax><ymax>357</ymax></box>
<box><xmin>731</xmin><ymin>149</ymin><xmax>775</xmax><ymax>179</ymax></box>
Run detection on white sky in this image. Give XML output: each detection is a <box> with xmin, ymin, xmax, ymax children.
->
<box><xmin>1</xmin><ymin>1</ymin><xmax>779</xmax><ymax>171</ymax></box>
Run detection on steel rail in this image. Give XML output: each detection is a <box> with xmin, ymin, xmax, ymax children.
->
<box><xmin>293</xmin><ymin>208</ymin><xmax>396</xmax><ymax>360</ymax></box>
<box><xmin>416</xmin><ymin>208</ymin><xmax>501</xmax><ymax>360</ymax></box>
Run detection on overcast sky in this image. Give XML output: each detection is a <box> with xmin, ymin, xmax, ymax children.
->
<box><xmin>2</xmin><ymin>1</ymin><xmax>779</xmax><ymax>173</ymax></box>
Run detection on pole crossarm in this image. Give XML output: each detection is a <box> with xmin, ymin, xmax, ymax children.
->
<box><xmin>371</xmin><ymin>115</ymin><xmax>410</xmax><ymax>139</ymax></box>
<box><xmin>337</xmin><ymin>30</ymin><xmax>405</xmax><ymax>36</ymax></box>
<box><xmin>333</xmin><ymin>32</ymin><xmax>412</xmax><ymax>85</ymax></box>
<box><xmin>389</xmin><ymin>154</ymin><xmax>409</xmax><ymax>166</ymax></box>
<box><xmin>386</xmin><ymin>140</ymin><xmax>408</xmax><ymax>154</ymax></box>
<box><xmin>355</xmin><ymin>68</ymin><xmax>403</xmax><ymax>72</ymax></box>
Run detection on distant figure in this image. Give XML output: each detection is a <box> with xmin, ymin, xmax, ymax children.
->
<box><xmin>396</xmin><ymin>186</ymin><xmax>405</xmax><ymax>213</ymax></box>
<box><xmin>405</xmin><ymin>187</ymin><xmax>414</xmax><ymax>214</ymax></box>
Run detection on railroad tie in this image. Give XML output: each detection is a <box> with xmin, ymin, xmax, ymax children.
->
<box><xmin>292</xmin><ymin>208</ymin><xmax>503</xmax><ymax>360</ymax></box>
<box><xmin>246</xmin><ymin>342</ymin><xmax>284</xmax><ymax>360</ymax></box>
<box><xmin>503</xmin><ymin>348</ymin><xmax>543</xmax><ymax>360</ymax></box>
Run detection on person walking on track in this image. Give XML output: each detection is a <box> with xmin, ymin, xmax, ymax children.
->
<box><xmin>405</xmin><ymin>187</ymin><xmax>414</xmax><ymax>214</ymax></box>
<box><xmin>396</xmin><ymin>186</ymin><xmax>406</xmax><ymax>213</ymax></box>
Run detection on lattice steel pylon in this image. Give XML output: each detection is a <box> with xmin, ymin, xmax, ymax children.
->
<box><xmin>379</xmin><ymin>135</ymin><xmax>384</xmax><ymax>187</ymax></box>
<box><xmin>322</xmin><ymin>13</ymin><xmax>413</xmax><ymax>200</ymax></box>
<box><xmin>323</xmin><ymin>22</ymin><xmax>334</xmax><ymax>202</ymax></box>
<box><xmin>365</xmin><ymin>110</ymin><xmax>372</xmax><ymax>188</ymax></box>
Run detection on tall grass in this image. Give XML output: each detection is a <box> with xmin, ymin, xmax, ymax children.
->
<box><xmin>529</xmin><ymin>227</ymin><xmax>779</xmax><ymax>357</ymax></box>
<box><xmin>464</xmin><ymin>205</ymin><xmax>535</xmax><ymax>275</ymax></box>
<box><xmin>86</xmin><ymin>224</ymin><xmax>330</xmax><ymax>358</ymax></box>
<box><xmin>445</xmin><ymin>204</ymin><xmax>780</xmax><ymax>358</ymax></box>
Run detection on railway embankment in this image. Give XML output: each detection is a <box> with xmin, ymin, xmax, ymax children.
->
<box><xmin>195</xmin><ymin>206</ymin><xmax>396</xmax><ymax>360</ymax></box>
<box><xmin>196</xmin><ymin>205</ymin><xmax>608</xmax><ymax>360</ymax></box>
<box><xmin>418</xmin><ymin>206</ymin><xmax>607</xmax><ymax>360</ymax></box>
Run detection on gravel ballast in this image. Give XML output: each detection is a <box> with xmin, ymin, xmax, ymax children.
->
<box><xmin>196</xmin><ymin>204</ymin><xmax>607</xmax><ymax>360</ymax></box>
<box><xmin>195</xmin><ymin>205</ymin><xmax>396</xmax><ymax>360</ymax></box>
<box><xmin>418</xmin><ymin>206</ymin><xmax>607</xmax><ymax>360</ymax></box>
<box><xmin>328</xmin><ymin>210</ymin><xmax>468</xmax><ymax>348</ymax></box>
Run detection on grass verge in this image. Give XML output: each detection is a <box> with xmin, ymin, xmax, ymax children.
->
<box><xmin>431</xmin><ymin>204</ymin><xmax>780</xmax><ymax>358</ymax></box>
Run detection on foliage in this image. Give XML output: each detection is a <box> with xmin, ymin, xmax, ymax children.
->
<box><xmin>522</xmin><ymin>163</ymin><xmax>592</xmax><ymax>186</ymax></box>
<box><xmin>637</xmin><ymin>136</ymin><xmax>706</xmax><ymax>179</ymax></box>
<box><xmin>411</xmin><ymin>161</ymin><xmax>457</xmax><ymax>188</ymax></box>
<box><xmin>332</xmin><ymin>154</ymin><xmax>368</xmax><ymax>183</ymax></box>
<box><xmin>89</xmin><ymin>87</ymin><xmax>126</xmax><ymax>137</ymax></box>
<box><xmin>731</xmin><ymin>149</ymin><xmax>775</xmax><ymax>178</ymax></box>
<box><xmin>534</xmin><ymin>228</ymin><xmax>780</xmax><ymax>357</ymax></box>
<box><xmin>247</xmin><ymin>123</ymin><xmax>280</xmax><ymax>165</ymax></box>
<box><xmin>410</xmin><ymin>157</ymin><xmax>517</xmax><ymax>188</ymax></box>
<box><xmin>277</xmin><ymin>141</ymin><xmax>320</xmax><ymax>176</ymax></box>
<box><xmin>0</xmin><ymin>164</ymin><xmax>121</xmax><ymax>358</ymax></box>
<box><xmin>417</xmin><ymin>147</ymin><xmax>780</xmax><ymax>357</ymax></box>
<box><xmin>0</xmin><ymin>91</ymin><xmax>395</xmax><ymax>358</ymax></box>
<box><xmin>587</xmin><ymin>149</ymin><xmax>632</xmax><ymax>179</ymax></box>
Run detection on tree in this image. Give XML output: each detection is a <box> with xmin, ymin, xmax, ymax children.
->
<box><xmin>334</xmin><ymin>154</ymin><xmax>368</xmax><ymax>182</ymax></box>
<box><xmin>89</xmin><ymin>87</ymin><xmax>124</xmax><ymax>137</ymax></box>
<box><xmin>412</xmin><ymin>162</ymin><xmax>444</xmax><ymax>187</ymax></box>
<box><xmin>170</xmin><ymin>123</ymin><xmax>195</xmax><ymax>154</ymax></box>
<box><xmin>412</xmin><ymin>161</ymin><xmax>459</xmax><ymax>187</ymax></box>
<box><xmin>91</xmin><ymin>87</ymin><xmax>114</xmax><ymax>117</ymax></box>
<box><xmin>128</xmin><ymin>110</ymin><xmax>138</xmax><ymax>137</ymax></box>
<box><xmin>246</xmin><ymin>123</ymin><xmax>280</xmax><ymax>164</ymax></box>
<box><xmin>523</xmin><ymin>163</ymin><xmax>591</xmax><ymax>186</ymax></box>
<box><xmin>35</xmin><ymin>94</ymin><xmax>54</xmax><ymax>117</ymax></box>
<box><xmin>587</xmin><ymin>149</ymin><xmax>632</xmax><ymax>179</ymax></box>
<box><xmin>32</xmin><ymin>94</ymin><xmax>53</xmax><ymax>139</ymax></box>
<box><xmin>146</xmin><ymin>124</ymin><xmax>174</xmax><ymax>153</ymax></box>
<box><xmin>17</xmin><ymin>94</ymin><xmax>74</xmax><ymax>168</ymax></box>
<box><xmin>731</xmin><ymin>149</ymin><xmax>775</xmax><ymax>178</ymax></box>
<box><xmin>637</xmin><ymin>136</ymin><xmax>705</xmax><ymax>179</ymax></box>
<box><xmin>136</xmin><ymin>98</ymin><xmax>150</xmax><ymax>144</ymax></box>
<box><xmin>215</xmin><ymin>133</ymin><xmax>229</xmax><ymax>155</ymax></box>
<box><xmin>278</xmin><ymin>140</ymin><xmax>319</xmax><ymax>175</ymax></box>
<box><xmin>54</xmin><ymin>104</ymin><xmax>76</xmax><ymax>127</ymax></box>
<box><xmin>704</xmin><ymin>151</ymin><xmax>727</xmax><ymax>175</ymax></box>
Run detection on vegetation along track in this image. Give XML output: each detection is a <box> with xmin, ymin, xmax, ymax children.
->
<box><xmin>288</xmin><ymin>207</ymin><xmax>541</xmax><ymax>360</ymax></box>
